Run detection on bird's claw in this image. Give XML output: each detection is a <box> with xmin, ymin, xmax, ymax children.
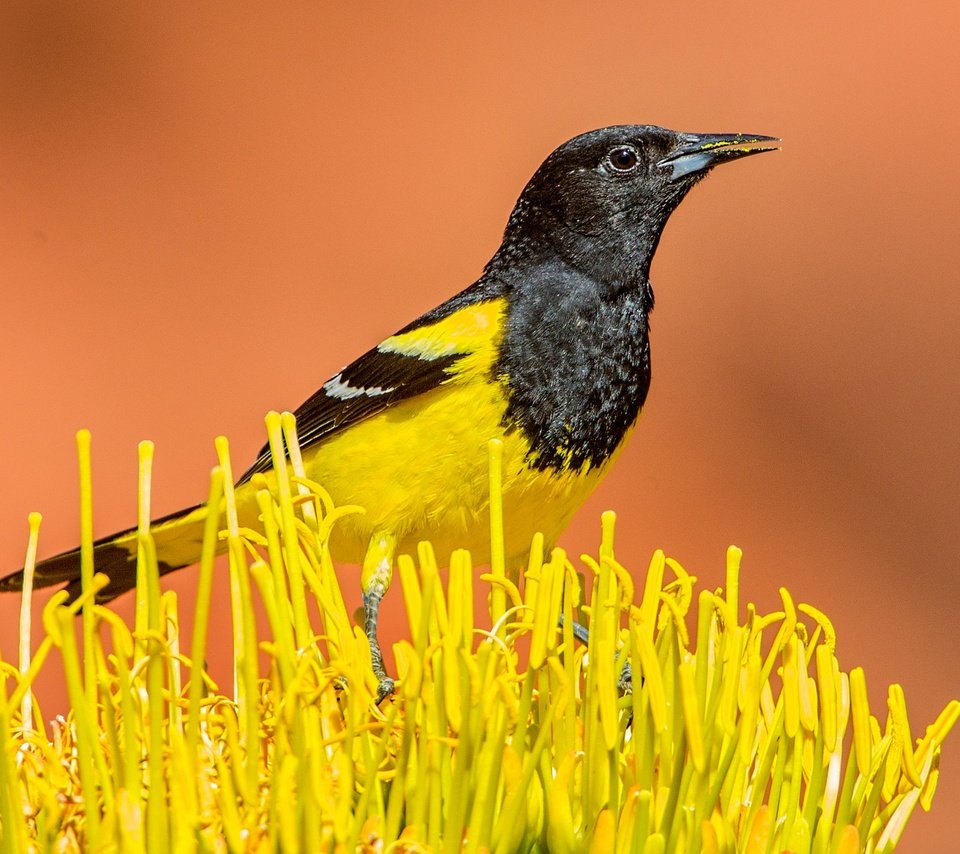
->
<box><xmin>563</xmin><ymin>615</ymin><xmax>633</xmax><ymax>694</ymax></box>
<box><xmin>375</xmin><ymin>676</ymin><xmax>396</xmax><ymax>704</ymax></box>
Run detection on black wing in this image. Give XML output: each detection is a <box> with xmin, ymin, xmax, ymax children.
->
<box><xmin>238</xmin><ymin>339</ymin><xmax>460</xmax><ymax>483</ymax></box>
<box><xmin>237</xmin><ymin>279</ymin><xmax>507</xmax><ymax>483</ymax></box>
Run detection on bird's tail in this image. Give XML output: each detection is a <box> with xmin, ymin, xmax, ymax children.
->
<box><xmin>0</xmin><ymin>503</ymin><xmax>213</xmax><ymax>603</ymax></box>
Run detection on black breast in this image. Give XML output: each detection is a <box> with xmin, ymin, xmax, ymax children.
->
<box><xmin>496</xmin><ymin>259</ymin><xmax>652</xmax><ymax>472</ymax></box>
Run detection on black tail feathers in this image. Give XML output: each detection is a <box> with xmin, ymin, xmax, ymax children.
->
<box><xmin>0</xmin><ymin>503</ymin><xmax>206</xmax><ymax>603</ymax></box>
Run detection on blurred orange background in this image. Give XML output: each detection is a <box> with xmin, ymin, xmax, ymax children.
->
<box><xmin>1</xmin><ymin>2</ymin><xmax>957</xmax><ymax>848</ymax></box>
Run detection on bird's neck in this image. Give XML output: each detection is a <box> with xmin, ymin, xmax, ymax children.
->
<box><xmin>489</xmin><ymin>198</ymin><xmax>663</xmax><ymax>297</ymax></box>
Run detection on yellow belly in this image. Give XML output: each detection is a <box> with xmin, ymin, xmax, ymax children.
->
<box><xmin>272</xmin><ymin>378</ymin><xmax>611</xmax><ymax>565</ymax></box>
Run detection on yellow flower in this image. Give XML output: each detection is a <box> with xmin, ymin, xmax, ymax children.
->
<box><xmin>2</xmin><ymin>416</ymin><xmax>956</xmax><ymax>852</ymax></box>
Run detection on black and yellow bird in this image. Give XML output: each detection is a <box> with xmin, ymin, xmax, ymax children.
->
<box><xmin>1</xmin><ymin>125</ymin><xmax>775</xmax><ymax>698</ymax></box>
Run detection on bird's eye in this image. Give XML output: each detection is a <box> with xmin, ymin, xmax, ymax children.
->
<box><xmin>607</xmin><ymin>145</ymin><xmax>640</xmax><ymax>173</ymax></box>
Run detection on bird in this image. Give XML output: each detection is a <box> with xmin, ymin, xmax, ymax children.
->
<box><xmin>1</xmin><ymin>125</ymin><xmax>776</xmax><ymax>700</ymax></box>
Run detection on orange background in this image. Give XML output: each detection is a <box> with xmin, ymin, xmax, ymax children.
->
<box><xmin>1</xmin><ymin>3</ymin><xmax>957</xmax><ymax>848</ymax></box>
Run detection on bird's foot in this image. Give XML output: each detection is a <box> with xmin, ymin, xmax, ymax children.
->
<box><xmin>375</xmin><ymin>676</ymin><xmax>396</xmax><ymax>705</ymax></box>
<box><xmin>562</xmin><ymin>615</ymin><xmax>633</xmax><ymax>693</ymax></box>
<box><xmin>331</xmin><ymin>671</ymin><xmax>395</xmax><ymax>705</ymax></box>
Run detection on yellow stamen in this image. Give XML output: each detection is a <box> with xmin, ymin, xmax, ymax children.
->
<box><xmin>0</xmin><ymin>419</ymin><xmax>954</xmax><ymax>851</ymax></box>
<box><xmin>850</xmin><ymin>667</ymin><xmax>873</xmax><ymax>778</ymax></box>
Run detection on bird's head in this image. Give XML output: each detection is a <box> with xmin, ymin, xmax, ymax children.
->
<box><xmin>500</xmin><ymin>125</ymin><xmax>777</xmax><ymax>286</ymax></box>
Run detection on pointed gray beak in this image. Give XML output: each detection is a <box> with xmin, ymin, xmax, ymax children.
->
<box><xmin>658</xmin><ymin>132</ymin><xmax>779</xmax><ymax>180</ymax></box>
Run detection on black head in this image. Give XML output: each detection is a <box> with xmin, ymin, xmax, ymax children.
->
<box><xmin>497</xmin><ymin>125</ymin><xmax>777</xmax><ymax>285</ymax></box>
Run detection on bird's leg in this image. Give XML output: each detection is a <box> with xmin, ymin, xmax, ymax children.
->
<box><xmin>560</xmin><ymin>614</ymin><xmax>633</xmax><ymax>694</ymax></box>
<box><xmin>361</xmin><ymin>532</ymin><xmax>397</xmax><ymax>703</ymax></box>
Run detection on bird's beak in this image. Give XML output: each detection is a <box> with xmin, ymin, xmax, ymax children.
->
<box><xmin>658</xmin><ymin>132</ymin><xmax>779</xmax><ymax>180</ymax></box>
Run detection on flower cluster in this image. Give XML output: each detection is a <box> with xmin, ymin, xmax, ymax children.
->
<box><xmin>1</xmin><ymin>414</ymin><xmax>955</xmax><ymax>851</ymax></box>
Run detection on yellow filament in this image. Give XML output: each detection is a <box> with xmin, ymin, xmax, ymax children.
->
<box><xmin>0</xmin><ymin>421</ymin><xmax>954</xmax><ymax>852</ymax></box>
<box><xmin>850</xmin><ymin>667</ymin><xmax>873</xmax><ymax>778</ymax></box>
<box><xmin>17</xmin><ymin>511</ymin><xmax>42</xmax><ymax>732</ymax></box>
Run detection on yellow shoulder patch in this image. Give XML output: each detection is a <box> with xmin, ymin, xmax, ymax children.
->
<box><xmin>378</xmin><ymin>298</ymin><xmax>506</xmax><ymax>360</ymax></box>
